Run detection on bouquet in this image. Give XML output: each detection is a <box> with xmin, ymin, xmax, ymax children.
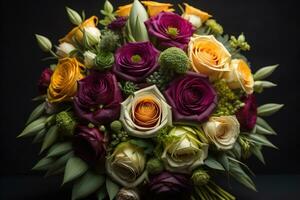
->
<box><xmin>19</xmin><ymin>0</ymin><xmax>283</xmax><ymax>199</ymax></box>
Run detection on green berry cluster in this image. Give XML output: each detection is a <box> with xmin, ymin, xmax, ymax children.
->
<box><xmin>230</xmin><ymin>33</ymin><xmax>250</xmax><ymax>51</ymax></box>
<box><xmin>109</xmin><ymin>120</ymin><xmax>129</xmax><ymax>146</ymax></box>
<box><xmin>147</xmin><ymin>69</ymin><xmax>172</xmax><ymax>91</ymax></box>
<box><xmin>213</xmin><ymin>80</ymin><xmax>244</xmax><ymax>116</ymax></box>
<box><xmin>120</xmin><ymin>81</ymin><xmax>139</xmax><ymax>96</ymax></box>
<box><xmin>206</xmin><ymin>19</ymin><xmax>224</xmax><ymax>35</ymax></box>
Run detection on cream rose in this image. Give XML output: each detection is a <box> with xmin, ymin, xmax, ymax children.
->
<box><xmin>202</xmin><ymin>116</ymin><xmax>240</xmax><ymax>150</ymax></box>
<box><xmin>120</xmin><ymin>85</ymin><xmax>172</xmax><ymax>138</ymax></box>
<box><xmin>223</xmin><ymin>59</ymin><xmax>254</xmax><ymax>94</ymax></box>
<box><xmin>161</xmin><ymin>126</ymin><xmax>209</xmax><ymax>173</ymax></box>
<box><xmin>188</xmin><ymin>35</ymin><xmax>231</xmax><ymax>80</ymax></box>
<box><xmin>106</xmin><ymin>142</ymin><xmax>147</xmax><ymax>187</ymax></box>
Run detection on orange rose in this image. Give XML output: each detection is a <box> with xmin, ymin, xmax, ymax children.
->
<box><xmin>188</xmin><ymin>35</ymin><xmax>231</xmax><ymax>80</ymax></box>
<box><xmin>59</xmin><ymin>16</ymin><xmax>98</xmax><ymax>44</ymax></box>
<box><xmin>47</xmin><ymin>58</ymin><xmax>84</xmax><ymax>103</ymax></box>
<box><xmin>223</xmin><ymin>59</ymin><xmax>254</xmax><ymax>94</ymax></box>
<box><xmin>116</xmin><ymin>4</ymin><xmax>132</xmax><ymax>17</ymax></box>
<box><xmin>142</xmin><ymin>1</ymin><xmax>174</xmax><ymax>17</ymax></box>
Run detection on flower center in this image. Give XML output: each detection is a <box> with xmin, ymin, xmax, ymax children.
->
<box><xmin>131</xmin><ymin>54</ymin><xmax>142</xmax><ymax>63</ymax></box>
<box><xmin>166</xmin><ymin>27</ymin><xmax>179</xmax><ymax>37</ymax></box>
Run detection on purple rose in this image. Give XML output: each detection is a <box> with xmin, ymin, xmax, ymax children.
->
<box><xmin>113</xmin><ymin>42</ymin><xmax>160</xmax><ymax>82</ymax></box>
<box><xmin>38</xmin><ymin>68</ymin><xmax>53</xmax><ymax>94</ymax></box>
<box><xmin>236</xmin><ymin>94</ymin><xmax>257</xmax><ymax>131</ymax></box>
<box><xmin>145</xmin><ymin>12</ymin><xmax>194</xmax><ymax>50</ymax></box>
<box><xmin>164</xmin><ymin>72</ymin><xmax>217</xmax><ymax>124</ymax></box>
<box><xmin>74</xmin><ymin>71</ymin><xmax>122</xmax><ymax>125</ymax></box>
<box><xmin>108</xmin><ymin>17</ymin><xmax>127</xmax><ymax>31</ymax></box>
<box><xmin>73</xmin><ymin>125</ymin><xmax>107</xmax><ymax>164</ymax></box>
<box><xmin>147</xmin><ymin>171</ymin><xmax>191</xmax><ymax>200</ymax></box>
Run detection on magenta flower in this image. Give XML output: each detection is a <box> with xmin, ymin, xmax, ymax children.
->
<box><xmin>113</xmin><ymin>42</ymin><xmax>160</xmax><ymax>82</ymax></box>
<box><xmin>145</xmin><ymin>12</ymin><xmax>194</xmax><ymax>50</ymax></box>
<box><xmin>108</xmin><ymin>17</ymin><xmax>127</xmax><ymax>31</ymax></box>
<box><xmin>164</xmin><ymin>72</ymin><xmax>217</xmax><ymax>124</ymax></box>
<box><xmin>236</xmin><ymin>94</ymin><xmax>257</xmax><ymax>131</ymax></box>
<box><xmin>38</xmin><ymin>68</ymin><xmax>53</xmax><ymax>94</ymax></box>
<box><xmin>74</xmin><ymin>71</ymin><xmax>122</xmax><ymax>125</ymax></box>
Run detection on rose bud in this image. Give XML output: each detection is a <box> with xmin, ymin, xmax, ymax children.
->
<box><xmin>108</xmin><ymin>17</ymin><xmax>127</xmax><ymax>31</ymax></box>
<box><xmin>37</xmin><ymin>68</ymin><xmax>53</xmax><ymax>94</ymax></box>
<box><xmin>116</xmin><ymin>188</ymin><xmax>140</xmax><ymax>200</ymax></box>
<box><xmin>56</xmin><ymin>42</ymin><xmax>76</xmax><ymax>58</ymax></box>
<box><xmin>236</xmin><ymin>94</ymin><xmax>257</xmax><ymax>131</ymax></box>
<box><xmin>191</xmin><ymin>169</ymin><xmax>210</xmax><ymax>186</ymax></box>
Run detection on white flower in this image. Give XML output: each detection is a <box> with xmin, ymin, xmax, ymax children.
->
<box><xmin>56</xmin><ymin>42</ymin><xmax>75</xmax><ymax>57</ymax></box>
<box><xmin>182</xmin><ymin>14</ymin><xmax>202</xmax><ymax>28</ymax></box>
<box><xmin>83</xmin><ymin>51</ymin><xmax>96</xmax><ymax>69</ymax></box>
<box><xmin>120</xmin><ymin>85</ymin><xmax>172</xmax><ymax>138</ymax></box>
<box><xmin>161</xmin><ymin>126</ymin><xmax>208</xmax><ymax>173</ymax></box>
<box><xmin>83</xmin><ymin>27</ymin><xmax>101</xmax><ymax>47</ymax></box>
<box><xmin>202</xmin><ymin>116</ymin><xmax>240</xmax><ymax>150</ymax></box>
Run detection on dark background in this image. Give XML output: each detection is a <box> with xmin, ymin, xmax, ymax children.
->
<box><xmin>0</xmin><ymin>0</ymin><xmax>299</xmax><ymax>199</ymax></box>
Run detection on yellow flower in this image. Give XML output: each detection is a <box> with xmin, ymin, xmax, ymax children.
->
<box><xmin>47</xmin><ymin>58</ymin><xmax>84</xmax><ymax>103</ymax></box>
<box><xmin>116</xmin><ymin>4</ymin><xmax>132</xmax><ymax>17</ymax></box>
<box><xmin>183</xmin><ymin>3</ymin><xmax>212</xmax><ymax>22</ymax></box>
<box><xmin>223</xmin><ymin>59</ymin><xmax>254</xmax><ymax>94</ymax></box>
<box><xmin>188</xmin><ymin>35</ymin><xmax>231</xmax><ymax>80</ymax></box>
<box><xmin>59</xmin><ymin>16</ymin><xmax>98</xmax><ymax>44</ymax></box>
<box><xmin>142</xmin><ymin>1</ymin><xmax>174</xmax><ymax>17</ymax></box>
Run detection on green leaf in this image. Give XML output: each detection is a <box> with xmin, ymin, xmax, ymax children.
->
<box><xmin>256</xmin><ymin>117</ymin><xmax>276</xmax><ymax>134</ymax></box>
<box><xmin>26</xmin><ymin>102</ymin><xmax>45</xmax><ymax>125</ymax></box>
<box><xmin>63</xmin><ymin>157</ymin><xmax>88</xmax><ymax>185</ymax></box>
<box><xmin>129</xmin><ymin>139</ymin><xmax>154</xmax><ymax>154</ymax></box>
<box><xmin>218</xmin><ymin>153</ymin><xmax>229</xmax><ymax>171</ymax></box>
<box><xmin>46</xmin><ymin>151</ymin><xmax>74</xmax><ymax>177</ymax></box>
<box><xmin>72</xmin><ymin>172</ymin><xmax>105</xmax><ymax>200</ymax></box>
<box><xmin>229</xmin><ymin>161</ymin><xmax>256</xmax><ymax>191</ymax></box>
<box><xmin>254</xmin><ymin>64</ymin><xmax>279</xmax><ymax>81</ymax></box>
<box><xmin>204</xmin><ymin>156</ymin><xmax>225</xmax><ymax>171</ymax></box>
<box><xmin>134</xmin><ymin>15</ymin><xmax>149</xmax><ymax>42</ymax></box>
<box><xmin>47</xmin><ymin>142</ymin><xmax>73</xmax><ymax>158</ymax></box>
<box><xmin>231</xmin><ymin>142</ymin><xmax>242</xmax><ymax>159</ymax></box>
<box><xmin>255</xmin><ymin>124</ymin><xmax>275</xmax><ymax>135</ymax></box>
<box><xmin>257</xmin><ymin>103</ymin><xmax>284</xmax><ymax>117</ymax></box>
<box><xmin>106</xmin><ymin>178</ymin><xmax>119</xmax><ymax>200</ymax></box>
<box><xmin>32</xmin><ymin>95</ymin><xmax>46</xmax><ymax>101</ymax></box>
<box><xmin>254</xmin><ymin>81</ymin><xmax>277</xmax><ymax>93</ymax></box>
<box><xmin>40</xmin><ymin>125</ymin><xmax>59</xmax><ymax>153</ymax></box>
<box><xmin>97</xmin><ymin>186</ymin><xmax>107</xmax><ymax>200</ymax></box>
<box><xmin>18</xmin><ymin>117</ymin><xmax>47</xmax><ymax>138</ymax></box>
<box><xmin>247</xmin><ymin>134</ymin><xmax>278</xmax><ymax>149</ymax></box>
<box><xmin>32</xmin><ymin>157</ymin><xmax>54</xmax><ymax>171</ymax></box>
<box><xmin>32</xmin><ymin>129</ymin><xmax>46</xmax><ymax>143</ymax></box>
<box><xmin>251</xmin><ymin>145</ymin><xmax>265</xmax><ymax>164</ymax></box>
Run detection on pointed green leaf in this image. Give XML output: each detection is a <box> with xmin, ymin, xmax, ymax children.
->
<box><xmin>255</xmin><ymin>124</ymin><xmax>274</xmax><ymax>135</ymax></box>
<box><xmin>72</xmin><ymin>172</ymin><xmax>105</xmax><ymax>200</ymax></box>
<box><xmin>41</xmin><ymin>125</ymin><xmax>59</xmax><ymax>153</ymax></box>
<box><xmin>47</xmin><ymin>142</ymin><xmax>73</xmax><ymax>158</ymax></box>
<box><xmin>32</xmin><ymin>157</ymin><xmax>54</xmax><ymax>171</ymax></box>
<box><xmin>46</xmin><ymin>151</ymin><xmax>74</xmax><ymax>177</ymax></box>
<box><xmin>254</xmin><ymin>64</ymin><xmax>279</xmax><ymax>81</ymax></box>
<box><xmin>231</xmin><ymin>142</ymin><xmax>242</xmax><ymax>159</ymax></box>
<box><xmin>97</xmin><ymin>186</ymin><xmax>107</xmax><ymax>200</ymax></box>
<box><xmin>106</xmin><ymin>178</ymin><xmax>120</xmax><ymax>200</ymax></box>
<box><xmin>229</xmin><ymin>161</ymin><xmax>256</xmax><ymax>191</ymax></box>
<box><xmin>63</xmin><ymin>157</ymin><xmax>88</xmax><ymax>185</ymax></box>
<box><xmin>204</xmin><ymin>156</ymin><xmax>225</xmax><ymax>171</ymax></box>
<box><xmin>218</xmin><ymin>153</ymin><xmax>229</xmax><ymax>171</ymax></box>
<box><xmin>18</xmin><ymin>117</ymin><xmax>47</xmax><ymax>138</ymax></box>
<box><xmin>247</xmin><ymin>134</ymin><xmax>278</xmax><ymax>149</ymax></box>
<box><xmin>256</xmin><ymin>117</ymin><xmax>276</xmax><ymax>134</ymax></box>
<box><xmin>135</xmin><ymin>15</ymin><xmax>149</xmax><ymax>42</ymax></box>
<box><xmin>26</xmin><ymin>102</ymin><xmax>45</xmax><ymax>125</ymax></box>
<box><xmin>32</xmin><ymin>95</ymin><xmax>46</xmax><ymax>101</ymax></box>
<box><xmin>32</xmin><ymin>129</ymin><xmax>46</xmax><ymax>143</ymax></box>
<box><xmin>257</xmin><ymin>103</ymin><xmax>284</xmax><ymax>117</ymax></box>
<box><xmin>251</xmin><ymin>145</ymin><xmax>265</xmax><ymax>164</ymax></box>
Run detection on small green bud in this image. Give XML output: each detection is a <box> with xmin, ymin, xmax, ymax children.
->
<box><xmin>35</xmin><ymin>34</ymin><xmax>52</xmax><ymax>52</ymax></box>
<box><xmin>56</xmin><ymin>111</ymin><xmax>76</xmax><ymax>136</ymax></box>
<box><xmin>206</xmin><ymin>19</ymin><xmax>223</xmax><ymax>35</ymax></box>
<box><xmin>191</xmin><ymin>169</ymin><xmax>210</xmax><ymax>186</ymax></box>
<box><xmin>104</xmin><ymin>0</ymin><xmax>114</xmax><ymax>13</ymax></box>
<box><xmin>110</xmin><ymin>120</ymin><xmax>123</xmax><ymax>133</ymax></box>
<box><xmin>88</xmin><ymin>123</ymin><xmax>95</xmax><ymax>128</ymax></box>
<box><xmin>238</xmin><ymin>33</ymin><xmax>246</xmax><ymax>43</ymax></box>
<box><xmin>146</xmin><ymin>158</ymin><xmax>164</xmax><ymax>174</ymax></box>
<box><xmin>99</xmin><ymin>125</ymin><xmax>106</xmax><ymax>132</ymax></box>
<box><xmin>239</xmin><ymin>137</ymin><xmax>251</xmax><ymax>159</ymax></box>
<box><xmin>83</xmin><ymin>27</ymin><xmax>101</xmax><ymax>47</ymax></box>
<box><xmin>66</xmin><ymin>7</ymin><xmax>82</xmax><ymax>25</ymax></box>
<box><xmin>159</xmin><ymin>47</ymin><xmax>189</xmax><ymax>74</ymax></box>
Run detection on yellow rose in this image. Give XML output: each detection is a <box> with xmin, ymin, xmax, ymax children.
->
<box><xmin>116</xmin><ymin>4</ymin><xmax>132</xmax><ymax>17</ymax></box>
<box><xmin>47</xmin><ymin>58</ymin><xmax>84</xmax><ymax>103</ymax></box>
<box><xmin>188</xmin><ymin>35</ymin><xmax>231</xmax><ymax>79</ymax></box>
<box><xmin>59</xmin><ymin>16</ymin><xmax>98</xmax><ymax>44</ymax></box>
<box><xmin>182</xmin><ymin>3</ymin><xmax>211</xmax><ymax>27</ymax></box>
<box><xmin>223</xmin><ymin>59</ymin><xmax>254</xmax><ymax>94</ymax></box>
<box><xmin>142</xmin><ymin>1</ymin><xmax>174</xmax><ymax>17</ymax></box>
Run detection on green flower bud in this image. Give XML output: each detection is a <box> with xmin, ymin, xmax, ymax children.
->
<box><xmin>94</xmin><ymin>51</ymin><xmax>115</xmax><ymax>71</ymax></box>
<box><xmin>99</xmin><ymin>30</ymin><xmax>119</xmax><ymax>52</ymax></box>
<box><xmin>65</xmin><ymin>7</ymin><xmax>82</xmax><ymax>26</ymax></box>
<box><xmin>121</xmin><ymin>81</ymin><xmax>138</xmax><ymax>96</ymax></box>
<box><xmin>191</xmin><ymin>169</ymin><xmax>210</xmax><ymax>186</ymax></box>
<box><xmin>159</xmin><ymin>47</ymin><xmax>189</xmax><ymax>74</ymax></box>
<box><xmin>104</xmin><ymin>0</ymin><xmax>114</xmax><ymax>13</ymax></box>
<box><xmin>35</xmin><ymin>34</ymin><xmax>52</xmax><ymax>52</ymax></box>
<box><xmin>83</xmin><ymin>27</ymin><xmax>101</xmax><ymax>47</ymax></box>
<box><xmin>56</xmin><ymin>111</ymin><xmax>76</xmax><ymax>136</ymax></box>
<box><xmin>206</xmin><ymin>19</ymin><xmax>223</xmax><ymax>35</ymax></box>
<box><xmin>146</xmin><ymin>158</ymin><xmax>164</xmax><ymax>175</ymax></box>
<box><xmin>239</xmin><ymin>137</ymin><xmax>251</xmax><ymax>159</ymax></box>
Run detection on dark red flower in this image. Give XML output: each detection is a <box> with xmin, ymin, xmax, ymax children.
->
<box><xmin>236</xmin><ymin>94</ymin><xmax>257</xmax><ymax>131</ymax></box>
<box><xmin>37</xmin><ymin>68</ymin><xmax>53</xmax><ymax>94</ymax></box>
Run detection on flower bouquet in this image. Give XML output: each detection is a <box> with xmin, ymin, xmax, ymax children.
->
<box><xmin>19</xmin><ymin>0</ymin><xmax>283</xmax><ymax>199</ymax></box>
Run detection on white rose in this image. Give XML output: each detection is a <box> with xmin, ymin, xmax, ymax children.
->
<box><xmin>182</xmin><ymin>14</ymin><xmax>202</xmax><ymax>28</ymax></box>
<box><xmin>120</xmin><ymin>85</ymin><xmax>172</xmax><ymax>138</ymax></box>
<box><xmin>83</xmin><ymin>51</ymin><xmax>96</xmax><ymax>69</ymax></box>
<box><xmin>56</xmin><ymin>42</ymin><xmax>75</xmax><ymax>57</ymax></box>
<box><xmin>223</xmin><ymin>59</ymin><xmax>254</xmax><ymax>94</ymax></box>
<box><xmin>202</xmin><ymin>116</ymin><xmax>240</xmax><ymax>150</ymax></box>
<box><xmin>83</xmin><ymin>27</ymin><xmax>101</xmax><ymax>47</ymax></box>
<box><xmin>161</xmin><ymin>126</ymin><xmax>209</xmax><ymax>173</ymax></box>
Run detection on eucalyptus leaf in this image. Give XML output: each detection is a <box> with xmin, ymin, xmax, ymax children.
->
<box><xmin>251</xmin><ymin>145</ymin><xmax>265</xmax><ymax>164</ymax></box>
<box><xmin>47</xmin><ymin>142</ymin><xmax>73</xmax><ymax>158</ymax></box>
<box><xmin>26</xmin><ymin>102</ymin><xmax>45</xmax><ymax>125</ymax></box>
<box><xmin>32</xmin><ymin>157</ymin><xmax>54</xmax><ymax>171</ymax></box>
<box><xmin>255</xmin><ymin>124</ymin><xmax>275</xmax><ymax>135</ymax></box>
<box><xmin>253</xmin><ymin>64</ymin><xmax>279</xmax><ymax>81</ymax></box>
<box><xmin>46</xmin><ymin>151</ymin><xmax>74</xmax><ymax>177</ymax></box>
<box><xmin>72</xmin><ymin>172</ymin><xmax>105</xmax><ymax>200</ymax></box>
<box><xmin>256</xmin><ymin>117</ymin><xmax>276</xmax><ymax>134</ymax></box>
<box><xmin>18</xmin><ymin>117</ymin><xmax>47</xmax><ymax>138</ymax></box>
<box><xmin>106</xmin><ymin>178</ymin><xmax>120</xmax><ymax>200</ymax></box>
<box><xmin>218</xmin><ymin>153</ymin><xmax>229</xmax><ymax>171</ymax></box>
<box><xmin>231</xmin><ymin>142</ymin><xmax>242</xmax><ymax>159</ymax></box>
<box><xmin>229</xmin><ymin>161</ymin><xmax>256</xmax><ymax>191</ymax></box>
<box><xmin>204</xmin><ymin>156</ymin><xmax>225</xmax><ymax>171</ymax></box>
<box><xmin>40</xmin><ymin>125</ymin><xmax>59</xmax><ymax>153</ymax></box>
<box><xmin>32</xmin><ymin>129</ymin><xmax>46</xmax><ymax>144</ymax></box>
<box><xmin>247</xmin><ymin>134</ymin><xmax>278</xmax><ymax>149</ymax></box>
<box><xmin>257</xmin><ymin>103</ymin><xmax>284</xmax><ymax>117</ymax></box>
<box><xmin>63</xmin><ymin>157</ymin><xmax>88</xmax><ymax>185</ymax></box>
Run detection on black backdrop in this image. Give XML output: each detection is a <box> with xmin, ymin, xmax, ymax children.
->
<box><xmin>0</xmin><ymin>0</ymin><xmax>299</xmax><ymax>198</ymax></box>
